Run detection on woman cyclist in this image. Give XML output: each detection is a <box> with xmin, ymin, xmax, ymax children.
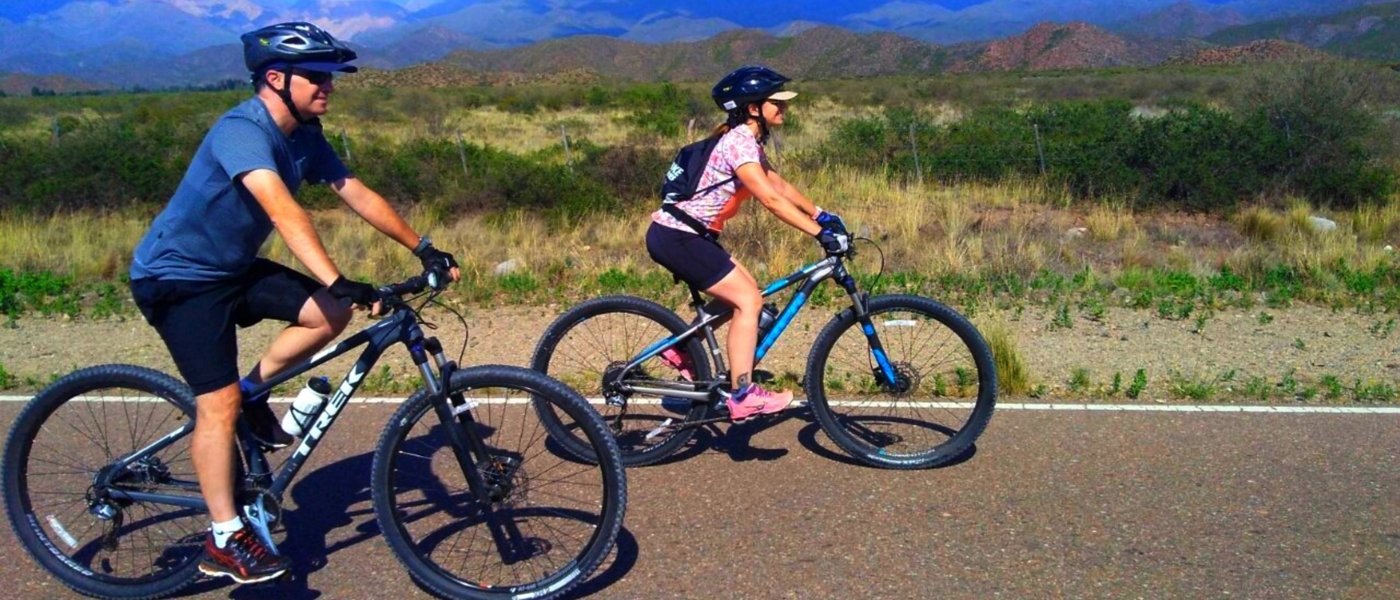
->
<box><xmin>646</xmin><ymin>65</ymin><xmax>850</xmax><ymax>421</ymax></box>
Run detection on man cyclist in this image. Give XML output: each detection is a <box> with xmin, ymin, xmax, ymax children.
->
<box><xmin>128</xmin><ymin>22</ymin><xmax>459</xmax><ymax>584</ymax></box>
<box><xmin>647</xmin><ymin>65</ymin><xmax>850</xmax><ymax>420</ymax></box>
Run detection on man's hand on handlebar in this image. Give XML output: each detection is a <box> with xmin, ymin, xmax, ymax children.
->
<box><xmin>413</xmin><ymin>241</ymin><xmax>461</xmax><ymax>291</ymax></box>
<box><xmin>329</xmin><ymin>275</ymin><xmax>386</xmax><ymax>316</ymax></box>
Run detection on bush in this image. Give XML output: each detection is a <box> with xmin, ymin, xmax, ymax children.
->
<box><xmin>805</xmin><ymin>62</ymin><xmax>1398</xmax><ymax>210</ymax></box>
<box><xmin>1235</xmin><ymin>58</ymin><xmax>1396</xmax><ymax>208</ymax></box>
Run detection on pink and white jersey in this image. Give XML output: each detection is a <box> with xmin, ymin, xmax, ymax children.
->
<box><xmin>653</xmin><ymin>126</ymin><xmax>770</xmax><ymax>233</ymax></box>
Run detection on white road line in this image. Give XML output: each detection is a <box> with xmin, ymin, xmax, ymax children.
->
<box><xmin>1</xmin><ymin>395</ymin><xmax>1397</xmax><ymax>414</ymax></box>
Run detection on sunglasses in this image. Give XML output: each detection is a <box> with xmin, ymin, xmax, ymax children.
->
<box><xmin>766</xmin><ymin>99</ymin><xmax>789</xmax><ymax>110</ymax></box>
<box><xmin>292</xmin><ymin>70</ymin><xmax>334</xmax><ymax>85</ymax></box>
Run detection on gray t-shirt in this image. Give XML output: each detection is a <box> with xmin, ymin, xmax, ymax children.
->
<box><xmin>130</xmin><ymin>97</ymin><xmax>349</xmax><ymax>281</ymax></box>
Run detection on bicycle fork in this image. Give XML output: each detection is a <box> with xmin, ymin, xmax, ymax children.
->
<box><xmin>416</xmin><ymin>336</ymin><xmax>541</xmax><ymax>565</ymax></box>
<box><xmin>843</xmin><ymin>285</ymin><xmax>904</xmax><ymax>392</ymax></box>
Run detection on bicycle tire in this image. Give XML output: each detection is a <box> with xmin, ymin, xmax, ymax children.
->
<box><xmin>371</xmin><ymin>364</ymin><xmax>627</xmax><ymax>600</ymax></box>
<box><xmin>805</xmin><ymin>295</ymin><xmax>997</xmax><ymax>469</ymax></box>
<box><xmin>2</xmin><ymin>365</ymin><xmax>205</xmax><ymax>600</ymax></box>
<box><xmin>531</xmin><ymin>295</ymin><xmax>712</xmax><ymax>467</ymax></box>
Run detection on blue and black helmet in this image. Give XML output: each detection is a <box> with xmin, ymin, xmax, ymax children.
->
<box><xmin>241</xmin><ymin>22</ymin><xmax>358</xmax><ymax>74</ymax></box>
<box><xmin>711</xmin><ymin>65</ymin><xmax>795</xmax><ymax>113</ymax></box>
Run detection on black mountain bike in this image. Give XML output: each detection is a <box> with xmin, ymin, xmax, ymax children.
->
<box><xmin>532</xmin><ymin>240</ymin><xmax>997</xmax><ymax>469</ymax></box>
<box><xmin>2</xmin><ymin>272</ymin><xmax>627</xmax><ymax>600</ymax></box>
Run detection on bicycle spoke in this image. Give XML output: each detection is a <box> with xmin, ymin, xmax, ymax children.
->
<box><xmin>376</xmin><ymin>368</ymin><xmax>622</xmax><ymax>597</ymax></box>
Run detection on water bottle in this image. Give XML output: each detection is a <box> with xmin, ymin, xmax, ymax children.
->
<box><xmin>756</xmin><ymin>303</ymin><xmax>779</xmax><ymax>339</ymax></box>
<box><xmin>282</xmin><ymin>376</ymin><xmax>331</xmax><ymax>437</ymax></box>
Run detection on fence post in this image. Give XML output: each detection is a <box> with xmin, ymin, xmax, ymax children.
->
<box><xmin>339</xmin><ymin>131</ymin><xmax>353</xmax><ymax>164</ymax></box>
<box><xmin>909</xmin><ymin>122</ymin><xmax>923</xmax><ymax>187</ymax></box>
<box><xmin>1283</xmin><ymin>118</ymin><xmax>1294</xmax><ymax>161</ymax></box>
<box><xmin>687</xmin><ymin>118</ymin><xmax>696</xmax><ymax>142</ymax></box>
<box><xmin>560</xmin><ymin>125</ymin><xmax>573</xmax><ymax>171</ymax></box>
<box><xmin>1032</xmin><ymin>123</ymin><xmax>1047</xmax><ymax>178</ymax></box>
<box><xmin>456</xmin><ymin>132</ymin><xmax>470</xmax><ymax>180</ymax></box>
<box><xmin>51</xmin><ymin>116</ymin><xmax>60</xmax><ymax>144</ymax></box>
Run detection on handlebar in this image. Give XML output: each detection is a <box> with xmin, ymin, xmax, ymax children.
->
<box><xmin>377</xmin><ymin>267</ymin><xmax>451</xmax><ymax>301</ymax></box>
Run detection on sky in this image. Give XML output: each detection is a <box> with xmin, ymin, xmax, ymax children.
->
<box><xmin>0</xmin><ymin>1</ymin><xmax>1239</xmax><ymax>24</ymax></box>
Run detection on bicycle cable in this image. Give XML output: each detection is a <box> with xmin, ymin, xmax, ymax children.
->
<box><xmin>426</xmin><ymin>295</ymin><xmax>471</xmax><ymax>364</ymax></box>
<box><xmin>853</xmin><ymin>236</ymin><xmax>886</xmax><ymax>292</ymax></box>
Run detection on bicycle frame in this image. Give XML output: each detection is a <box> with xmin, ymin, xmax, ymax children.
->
<box><xmin>616</xmin><ymin>254</ymin><xmax>901</xmax><ymax>402</ymax></box>
<box><xmin>96</xmin><ymin>301</ymin><xmax>485</xmax><ymax>515</ymax></box>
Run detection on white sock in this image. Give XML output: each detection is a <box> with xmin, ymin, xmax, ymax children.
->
<box><xmin>211</xmin><ymin>517</ymin><xmax>244</xmax><ymax>549</ymax></box>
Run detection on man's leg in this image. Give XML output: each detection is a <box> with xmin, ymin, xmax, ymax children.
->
<box><xmin>244</xmin><ymin>290</ymin><xmax>350</xmax><ymax>385</ymax></box>
<box><xmin>191</xmin><ymin>383</ymin><xmax>242</xmax><ymax>523</ymax></box>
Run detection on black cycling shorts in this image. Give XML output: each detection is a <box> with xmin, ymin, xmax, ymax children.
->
<box><xmin>646</xmin><ymin>222</ymin><xmax>735</xmax><ymax>290</ymax></box>
<box><xmin>130</xmin><ymin>259</ymin><xmax>322</xmax><ymax>395</ymax></box>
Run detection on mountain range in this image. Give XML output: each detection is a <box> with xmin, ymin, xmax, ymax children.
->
<box><xmin>1</xmin><ymin>0</ymin><xmax>1398</xmax><ymax>92</ymax></box>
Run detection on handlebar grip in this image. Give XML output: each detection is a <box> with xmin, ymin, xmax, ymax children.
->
<box><xmin>379</xmin><ymin>275</ymin><xmax>427</xmax><ymax>298</ymax></box>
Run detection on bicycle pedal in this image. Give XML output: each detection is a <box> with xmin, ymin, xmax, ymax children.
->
<box><xmin>644</xmin><ymin>419</ymin><xmax>675</xmax><ymax>441</ymax></box>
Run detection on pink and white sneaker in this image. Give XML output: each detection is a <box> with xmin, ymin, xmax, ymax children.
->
<box><xmin>725</xmin><ymin>384</ymin><xmax>794</xmax><ymax>422</ymax></box>
<box><xmin>659</xmin><ymin>348</ymin><xmax>695</xmax><ymax>380</ymax></box>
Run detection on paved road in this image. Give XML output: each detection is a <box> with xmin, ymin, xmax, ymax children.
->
<box><xmin>3</xmin><ymin>402</ymin><xmax>1397</xmax><ymax>599</ymax></box>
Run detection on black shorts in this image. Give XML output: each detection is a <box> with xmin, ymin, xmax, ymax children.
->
<box><xmin>130</xmin><ymin>259</ymin><xmax>322</xmax><ymax>395</ymax></box>
<box><xmin>646</xmin><ymin>222</ymin><xmax>735</xmax><ymax>290</ymax></box>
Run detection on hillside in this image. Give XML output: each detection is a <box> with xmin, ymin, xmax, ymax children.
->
<box><xmin>1114</xmin><ymin>1</ymin><xmax>1248</xmax><ymax>39</ymax></box>
<box><xmin>951</xmin><ymin>22</ymin><xmax>1141</xmax><ymax>72</ymax></box>
<box><xmin>1167</xmin><ymin>39</ymin><xmax>1327</xmax><ymax>66</ymax></box>
<box><xmin>439</xmin><ymin>27</ymin><xmax>948</xmax><ymax>82</ymax></box>
<box><xmin>0</xmin><ymin>72</ymin><xmax>106</xmax><ymax>96</ymax></box>
<box><xmin>1208</xmin><ymin>1</ymin><xmax>1400</xmax><ymax>59</ymax></box>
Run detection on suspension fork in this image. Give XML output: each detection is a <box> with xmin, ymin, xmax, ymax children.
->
<box><xmin>838</xmin><ymin>272</ymin><xmax>900</xmax><ymax>387</ymax></box>
<box><xmin>414</xmin><ymin>335</ymin><xmax>494</xmax><ymax>503</ymax></box>
<box><xmin>420</xmin><ymin>336</ymin><xmax>539</xmax><ymax>563</ymax></box>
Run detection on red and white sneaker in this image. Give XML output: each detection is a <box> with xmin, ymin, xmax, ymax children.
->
<box><xmin>725</xmin><ymin>383</ymin><xmax>793</xmax><ymax>422</ymax></box>
<box><xmin>199</xmin><ymin>528</ymin><xmax>289</xmax><ymax>584</ymax></box>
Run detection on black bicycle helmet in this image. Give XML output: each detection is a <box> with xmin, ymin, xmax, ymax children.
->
<box><xmin>241</xmin><ymin>22</ymin><xmax>356</xmax><ymax>126</ymax></box>
<box><xmin>241</xmin><ymin>22</ymin><xmax>358</xmax><ymax>74</ymax></box>
<box><xmin>711</xmin><ymin>65</ymin><xmax>794</xmax><ymax>113</ymax></box>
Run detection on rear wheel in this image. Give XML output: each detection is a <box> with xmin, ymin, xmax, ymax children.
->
<box><xmin>2</xmin><ymin>365</ymin><xmax>204</xmax><ymax>600</ymax></box>
<box><xmin>805</xmin><ymin>296</ymin><xmax>996</xmax><ymax>469</ymax></box>
<box><xmin>531</xmin><ymin>295</ymin><xmax>712</xmax><ymax>467</ymax></box>
<box><xmin>371</xmin><ymin>365</ymin><xmax>627</xmax><ymax>600</ymax></box>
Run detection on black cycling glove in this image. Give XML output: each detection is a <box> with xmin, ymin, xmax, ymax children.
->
<box><xmin>816</xmin><ymin>229</ymin><xmax>851</xmax><ymax>255</ymax></box>
<box><xmin>328</xmin><ymin>276</ymin><xmax>381</xmax><ymax>309</ymax></box>
<box><xmin>414</xmin><ymin>243</ymin><xmax>458</xmax><ymax>274</ymax></box>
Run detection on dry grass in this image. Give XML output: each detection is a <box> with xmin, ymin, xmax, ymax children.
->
<box><xmin>1234</xmin><ymin>205</ymin><xmax>1286</xmax><ymax>241</ymax></box>
<box><xmin>976</xmin><ymin>313</ymin><xmax>1032</xmax><ymax>395</ymax></box>
<box><xmin>8</xmin><ymin>170</ymin><xmax>1397</xmax><ymax>304</ymax></box>
<box><xmin>1085</xmin><ymin>203</ymin><xmax>1139</xmax><ymax>242</ymax></box>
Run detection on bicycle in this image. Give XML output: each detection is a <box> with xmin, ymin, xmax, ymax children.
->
<box><xmin>532</xmin><ymin>237</ymin><xmax>997</xmax><ymax>468</ymax></box>
<box><xmin>2</xmin><ymin>271</ymin><xmax>627</xmax><ymax>600</ymax></box>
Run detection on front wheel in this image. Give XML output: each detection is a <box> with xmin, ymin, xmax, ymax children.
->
<box><xmin>371</xmin><ymin>365</ymin><xmax>627</xmax><ymax>600</ymax></box>
<box><xmin>805</xmin><ymin>295</ymin><xmax>997</xmax><ymax>469</ymax></box>
<box><xmin>2</xmin><ymin>365</ymin><xmax>205</xmax><ymax>600</ymax></box>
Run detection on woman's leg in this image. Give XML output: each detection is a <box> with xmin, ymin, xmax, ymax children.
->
<box><xmin>704</xmin><ymin>260</ymin><xmax>762</xmax><ymax>389</ymax></box>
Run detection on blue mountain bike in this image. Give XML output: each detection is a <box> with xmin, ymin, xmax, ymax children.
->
<box><xmin>531</xmin><ymin>240</ymin><xmax>997</xmax><ymax>468</ymax></box>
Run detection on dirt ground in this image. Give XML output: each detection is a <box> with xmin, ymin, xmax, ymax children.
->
<box><xmin>0</xmin><ymin>302</ymin><xmax>1396</xmax><ymax>401</ymax></box>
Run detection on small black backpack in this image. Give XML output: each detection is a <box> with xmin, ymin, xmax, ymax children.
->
<box><xmin>658</xmin><ymin>137</ymin><xmax>736</xmax><ymax>240</ymax></box>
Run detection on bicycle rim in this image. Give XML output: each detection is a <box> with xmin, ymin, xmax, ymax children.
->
<box><xmin>807</xmin><ymin>297</ymin><xmax>996</xmax><ymax>468</ymax></box>
<box><xmin>375</xmin><ymin>367</ymin><xmax>625</xmax><ymax>599</ymax></box>
<box><xmin>4</xmin><ymin>366</ymin><xmax>205</xmax><ymax>597</ymax></box>
<box><xmin>533</xmin><ymin>297</ymin><xmax>709</xmax><ymax>466</ymax></box>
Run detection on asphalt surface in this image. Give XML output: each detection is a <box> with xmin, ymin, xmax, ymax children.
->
<box><xmin>2</xmin><ymin>402</ymin><xmax>1397</xmax><ymax>599</ymax></box>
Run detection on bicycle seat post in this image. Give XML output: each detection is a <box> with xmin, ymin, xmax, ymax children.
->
<box><xmin>686</xmin><ymin>284</ymin><xmax>705</xmax><ymax>311</ymax></box>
